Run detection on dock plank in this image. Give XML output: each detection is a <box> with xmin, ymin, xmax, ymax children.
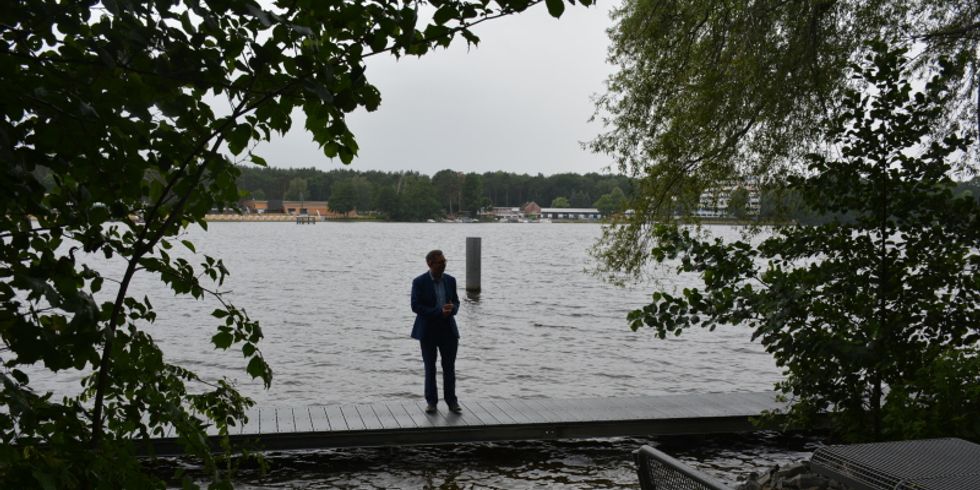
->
<box><xmin>522</xmin><ymin>398</ymin><xmax>565</xmax><ymax>423</ymax></box>
<box><xmin>324</xmin><ymin>405</ymin><xmax>347</xmax><ymax>432</ymax></box>
<box><xmin>355</xmin><ymin>404</ymin><xmax>384</xmax><ymax>430</ymax></box>
<box><xmin>308</xmin><ymin>407</ymin><xmax>329</xmax><ymax>432</ymax></box>
<box><xmin>398</xmin><ymin>401</ymin><xmax>432</xmax><ymax>429</ymax></box>
<box><xmin>457</xmin><ymin>401</ymin><xmax>493</xmax><ymax>426</ymax></box>
<box><xmin>486</xmin><ymin>399</ymin><xmax>530</xmax><ymax>424</ymax></box>
<box><xmin>146</xmin><ymin>391</ymin><xmax>798</xmax><ymax>455</ymax></box>
<box><xmin>532</xmin><ymin>398</ymin><xmax>589</xmax><ymax>422</ymax></box>
<box><xmin>340</xmin><ymin>405</ymin><xmax>367</xmax><ymax>431</ymax></box>
<box><xmin>258</xmin><ymin>408</ymin><xmax>278</xmax><ymax>434</ymax></box>
<box><xmin>637</xmin><ymin>393</ymin><xmax>697</xmax><ymax>418</ymax></box>
<box><xmin>603</xmin><ymin>396</ymin><xmax>660</xmax><ymax>419</ymax></box>
<box><xmin>414</xmin><ymin>400</ymin><xmax>454</xmax><ymax>427</ymax></box>
<box><xmin>570</xmin><ymin>397</ymin><xmax>624</xmax><ymax>421</ymax></box>
<box><xmin>627</xmin><ymin>396</ymin><xmax>673</xmax><ymax>419</ymax></box>
<box><xmin>504</xmin><ymin>399</ymin><xmax>552</xmax><ymax>424</ymax></box>
<box><xmin>384</xmin><ymin>402</ymin><xmax>417</xmax><ymax>429</ymax></box>
<box><xmin>673</xmin><ymin>393</ymin><xmax>729</xmax><ymax>417</ymax></box>
<box><xmin>239</xmin><ymin>409</ymin><xmax>261</xmax><ymax>435</ymax></box>
<box><xmin>472</xmin><ymin>399</ymin><xmax>517</xmax><ymax>425</ymax></box>
<box><xmin>732</xmin><ymin>391</ymin><xmax>784</xmax><ymax>415</ymax></box>
<box><xmin>371</xmin><ymin>402</ymin><xmax>401</xmax><ymax>430</ymax></box>
<box><xmin>437</xmin><ymin>406</ymin><xmax>472</xmax><ymax>427</ymax></box>
<box><xmin>282</xmin><ymin>407</ymin><xmax>299</xmax><ymax>433</ymax></box>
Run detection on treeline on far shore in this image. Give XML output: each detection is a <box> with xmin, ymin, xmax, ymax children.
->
<box><xmin>236</xmin><ymin>165</ymin><xmax>980</xmax><ymax>222</ymax></box>
<box><xmin>237</xmin><ymin>166</ymin><xmax>635</xmax><ymax>220</ymax></box>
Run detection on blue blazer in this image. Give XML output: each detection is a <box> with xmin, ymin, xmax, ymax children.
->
<box><xmin>411</xmin><ymin>272</ymin><xmax>460</xmax><ymax>340</ymax></box>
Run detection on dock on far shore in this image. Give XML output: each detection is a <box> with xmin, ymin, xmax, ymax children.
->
<box><xmin>204</xmin><ymin>213</ymin><xmax>319</xmax><ymax>222</ymax></box>
<box><xmin>145</xmin><ymin>391</ymin><xmax>791</xmax><ymax>456</ymax></box>
<box><xmin>203</xmin><ymin>213</ymin><xmax>376</xmax><ymax>222</ymax></box>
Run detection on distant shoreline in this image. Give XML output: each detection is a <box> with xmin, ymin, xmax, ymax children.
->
<box><xmin>203</xmin><ymin>214</ymin><xmax>378</xmax><ymax>222</ymax></box>
<box><xmin>203</xmin><ymin>214</ymin><xmax>773</xmax><ymax>225</ymax></box>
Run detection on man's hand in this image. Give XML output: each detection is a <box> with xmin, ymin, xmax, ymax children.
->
<box><xmin>441</xmin><ymin>303</ymin><xmax>453</xmax><ymax>317</ymax></box>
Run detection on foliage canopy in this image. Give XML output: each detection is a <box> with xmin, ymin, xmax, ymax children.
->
<box><xmin>0</xmin><ymin>0</ymin><xmax>582</xmax><ymax>486</ymax></box>
<box><xmin>590</xmin><ymin>0</ymin><xmax>980</xmax><ymax>277</ymax></box>
<box><xmin>628</xmin><ymin>45</ymin><xmax>980</xmax><ymax>440</ymax></box>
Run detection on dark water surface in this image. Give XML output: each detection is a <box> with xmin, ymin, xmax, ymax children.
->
<box><xmin>33</xmin><ymin>223</ymin><xmax>812</xmax><ymax>487</ymax></box>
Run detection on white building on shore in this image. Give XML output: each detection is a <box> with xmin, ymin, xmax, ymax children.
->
<box><xmin>539</xmin><ymin>207</ymin><xmax>602</xmax><ymax>220</ymax></box>
<box><xmin>695</xmin><ymin>183</ymin><xmax>761</xmax><ymax>218</ymax></box>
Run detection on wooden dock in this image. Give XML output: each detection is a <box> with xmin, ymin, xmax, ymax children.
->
<box><xmin>147</xmin><ymin>392</ymin><xmax>787</xmax><ymax>455</ymax></box>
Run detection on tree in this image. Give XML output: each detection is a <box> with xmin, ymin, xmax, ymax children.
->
<box><xmin>328</xmin><ymin>180</ymin><xmax>357</xmax><ymax>216</ymax></box>
<box><xmin>250</xmin><ymin>189</ymin><xmax>266</xmax><ymax>200</ymax></box>
<box><xmin>283</xmin><ymin>177</ymin><xmax>309</xmax><ymax>201</ymax></box>
<box><xmin>460</xmin><ymin>173</ymin><xmax>485</xmax><ymax>216</ymax></box>
<box><xmin>0</xmin><ymin>0</ymin><xmax>581</xmax><ymax>487</ymax></box>
<box><xmin>386</xmin><ymin>174</ymin><xmax>442</xmax><ymax>221</ymax></box>
<box><xmin>593</xmin><ymin>194</ymin><xmax>614</xmax><ymax>216</ymax></box>
<box><xmin>348</xmin><ymin>175</ymin><xmax>376</xmax><ymax>212</ymax></box>
<box><xmin>432</xmin><ymin>169</ymin><xmax>463</xmax><ymax>216</ymax></box>
<box><xmin>594</xmin><ymin>186</ymin><xmax>626</xmax><ymax>216</ymax></box>
<box><xmin>627</xmin><ymin>46</ymin><xmax>980</xmax><ymax>441</ymax></box>
<box><xmin>727</xmin><ymin>187</ymin><xmax>750</xmax><ymax>220</ymax></box>
<box><xmin>550</xmin><ymin>196</ymin><xmax>571</xmax><ymax>208</ymax></box>
<box><xmin>591</xmin><ymin>0</ymin><xmax>980</xmax><ymax>275</ymax></box>
<box><xmin>570</xmin><ymin>190</ymin><xmax>592</xmax><ymax>208</ymax></box>
<box><xmin>375</xmin><ymin>185</ymin><xmax>401</xmax><ymax>219</ymax></box>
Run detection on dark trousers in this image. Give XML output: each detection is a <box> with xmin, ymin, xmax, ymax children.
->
<box><xmin>420</xmin><ymin>336</ymin><xmax>458</xmax><ymax>406</ymax></box>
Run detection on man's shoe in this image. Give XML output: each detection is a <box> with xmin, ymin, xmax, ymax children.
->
<box><xmin>424</xmin><ymin>404</ymin><xmax>437</xmax><ymax>414</ymax></box>
<box><xmin>448</xmin><ymin>404</ymin><xmax>462</xmax><ymax>414</ymax></box>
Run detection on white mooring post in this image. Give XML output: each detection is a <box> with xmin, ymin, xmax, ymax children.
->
<box><xmin>466</xmin><ymin>237</ymin><xmax>481</xmax><ymax>293</ymax></box>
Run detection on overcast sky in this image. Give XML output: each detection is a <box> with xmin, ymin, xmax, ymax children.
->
<box><xmin>252</xmin><ymin>1</ymin><xmax>620</xmax><ymax>176</ymax></box>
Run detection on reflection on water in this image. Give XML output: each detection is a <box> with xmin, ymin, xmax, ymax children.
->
<box><xmin>30</xmin><ymin>222</ymin><xmax>806</xmax><ymax>486</ymax></box>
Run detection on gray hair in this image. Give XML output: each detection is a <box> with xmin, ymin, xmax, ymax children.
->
<box><xmin>425</xmin><ymin>249</ymin><xmax>444</xmax><ymax>262</ymax></box>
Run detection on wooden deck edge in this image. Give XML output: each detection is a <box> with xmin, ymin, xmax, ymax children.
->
<box><xmin>140</xmin><ymin>415</ymin><xmax>766</xmax><ymax>457</ymax></box>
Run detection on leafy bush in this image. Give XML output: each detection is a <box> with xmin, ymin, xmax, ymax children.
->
<box><xmin>628</xmin><ymin>43</ymin><xmax>980</xmax><ymax>441</ymax></box>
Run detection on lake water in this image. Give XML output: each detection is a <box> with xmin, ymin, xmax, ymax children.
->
<box><xmin>31</xmin><ymin>222</ymin><xmax>816</xmax><ymax>488</ymax></box>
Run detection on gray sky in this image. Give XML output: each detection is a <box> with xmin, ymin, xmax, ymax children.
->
<box><xmin>253</xmin><ymin>1</ymin><xmax>620</xmax><ymax>176</ymax></box>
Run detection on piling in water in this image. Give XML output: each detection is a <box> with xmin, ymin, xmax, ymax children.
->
<box><xmin>466</xmin><ymin>237</ymin><xmax>481</xmax><ymax>292</ymax></box>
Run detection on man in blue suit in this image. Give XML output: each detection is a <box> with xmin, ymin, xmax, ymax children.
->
<box><xmin>411</xmin><ymin>249</ymin><xmax>462</xmax><ymax>414</ymax></box>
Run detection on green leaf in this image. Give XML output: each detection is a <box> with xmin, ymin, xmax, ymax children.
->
<box><xmin>433</xmin><ymin>5</ymin><xmax>457</xmax><ymax>25</ymax></box>
<box><xmin>461</xmin><ymin>30</ymin><xmax>480</xmax><ymax>46</ymax></box>
<box><xmin>11</xmin><ymin>369</ymin><xmax>29</xmax><ymax>385</ymax></box>
<box><xmin>212</xmin><ymin>331</ymin><xmax>233</xmax><ymax>349</ymax></box>
<box><xmin>545</xmin><ymin>0</ymin><xmax>565</xmax><ymax>18</ymax></box>
<box><xmin>250</xmin><ymin>153</ymin><xmax>268</xmax><ymax>167</ymax></box>
<box><xmin>246</xmin><ymin>356</ymin><xmax>268</xmax><ymax>380</ymax></box>
<box><xmin>226</xmin><ymin>124</ymin><xmax>253</xmax><ymax>156</ymax></box>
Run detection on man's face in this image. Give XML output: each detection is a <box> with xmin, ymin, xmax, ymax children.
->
<box><xmin>428</xmin><ymin>254</ymin><xmax>447</xmax><ymax>277</ymax></box>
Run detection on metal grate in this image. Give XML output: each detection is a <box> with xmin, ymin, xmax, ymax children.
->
<box><xmin>634</xmin><ymin>445</ymin><xmax>732</xmax><ymax>490</ymax></box>
<box><xmin>810</xmin><ymin>438</ymin><xmax>980</xmax><ymax>490</ymax></box>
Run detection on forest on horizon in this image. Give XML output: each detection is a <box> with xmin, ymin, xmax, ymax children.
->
<box><xmin>237</xmin><ymin>165</ymin><xmax>980</xmax><ymax>222</ymax></box>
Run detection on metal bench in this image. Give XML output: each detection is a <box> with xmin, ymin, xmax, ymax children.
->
<box><xmin>635</xmin><ymin>445</ymin><xmax>733</xmax><ymax>490</ymax></box>
<box><xmin>810</xmin><ymin>437</ymin><xmax>980</xmax><ymax>490</ymax></box>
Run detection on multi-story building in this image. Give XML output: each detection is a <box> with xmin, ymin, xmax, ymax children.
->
<box><xmin>695</xmin><ymin>182</ymin><xmax>760</xmax><ymax>218</ymax></box>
